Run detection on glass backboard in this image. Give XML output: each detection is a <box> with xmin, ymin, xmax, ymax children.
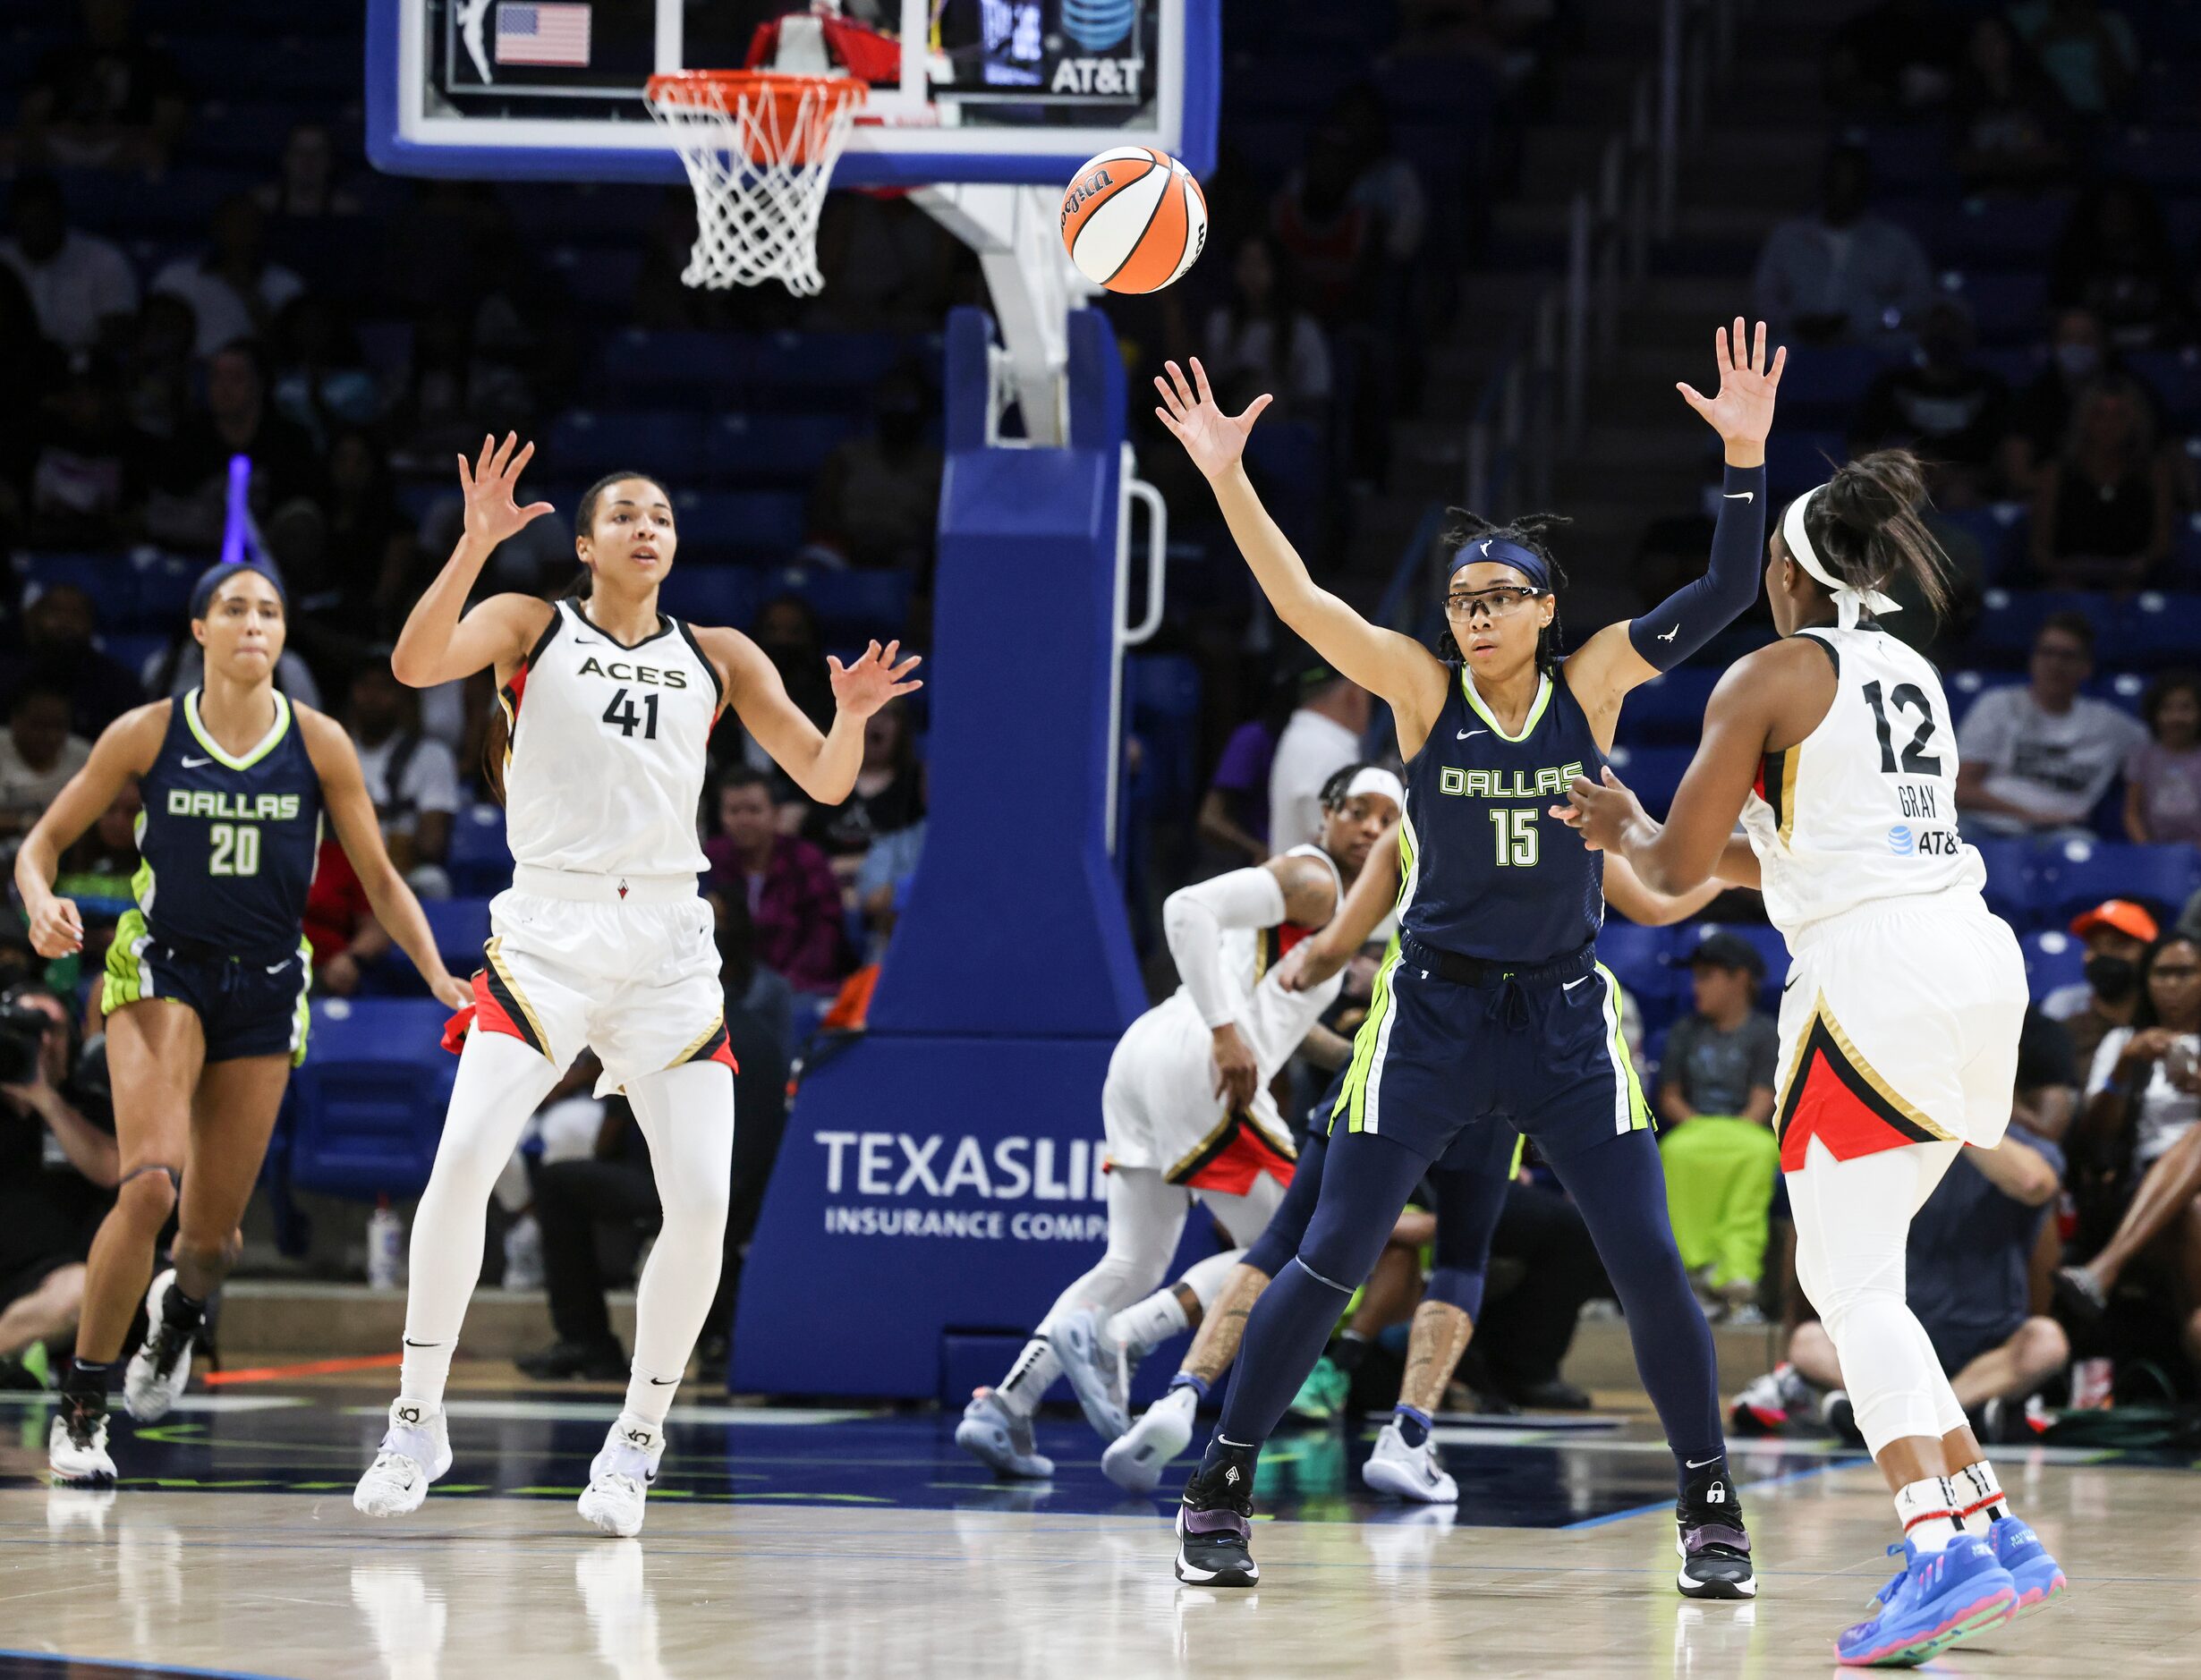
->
<box><xmin>367</xmin><ymin>0</ymin><xmax>1216</xmax><ymax>187</ymax></box>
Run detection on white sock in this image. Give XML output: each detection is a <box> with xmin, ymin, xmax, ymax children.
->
<box><xmin>1108</xmin><ymin>1286</ymin><xmax>1188</xmax><ymax>1353</ymax></box>
<box><xmin>1895</xmin><ymin>1476</ymin><xmax>1961</xmax><ymax>1552</ymax></box>
<box><xmin>601</xmin><ymin>1410</ymin><xmax>664</xmax><ymax>1469</ymax></box>
<box><xmin>1951</xmin><ymin>1459</ymin><xmax>2010</xmax><ymax>1529</ymax></box>
<box><xmin>398</xmin><ymin>1341</ymin><xmax>455</xmax><ymax>1415</ymax></box>
<box><xmin>995</xmin><ymin>1337</ymin><xmax>1059</xmax><ymax>1417</ymax></box>
<box><xmin>623</xmin><ymin>1362</ymin><xmax>684</xmax><ymax>1429</ymax></box>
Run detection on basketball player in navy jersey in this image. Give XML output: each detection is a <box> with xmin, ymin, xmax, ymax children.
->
<box><xmin>18</xmin><ymin>564</ymin><xmax>472</xmax><ymax>1485</ymax></box>
<box><xmin>1152</xmin><ymin>320</ymin><xmax>1783</xmax><ymax>1594</ymax></box>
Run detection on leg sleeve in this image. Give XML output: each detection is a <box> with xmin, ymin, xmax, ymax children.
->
<box><xmin>621</xmin><ymin>1061</ymin><xmax>735</xmax><ymax>1415</ymax></box>
<box><xmin>1035</xmin><ymin>1167</ymin><xmax>1192</xmax><ymax>1336</ymax></box>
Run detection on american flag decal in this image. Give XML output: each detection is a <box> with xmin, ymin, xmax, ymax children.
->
<box><xmin>495</xmin><ymin>2</ymin><xmax>592</xmax><ymax>68</ymax></box>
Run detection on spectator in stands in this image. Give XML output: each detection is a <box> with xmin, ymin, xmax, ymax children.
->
<box><xmin>2008</xmin><ymin>0</ymin><xmax>2138</xmax><ymax>117</ymax></box>
<box><xmin>1998</xmin><ymin>308</ymin><xmax>2163</xmax><ymax>494</ymax></box>
<box><xmin>121</xmin><ymin>293</ymin><xmax>200</xmax><ymax>445</ymax></box>
<box><xmin>2046</xmin><ymin>899</ymin><xmax>2160</xmax><ymax>1073</ymax></box>
<box><xmin>744</xmin><ymin>596</ymin><xmax>837</xmax><ymax>753</ymax></box>
<box><xmin>269</xmin><ymin>297</ymin><xmax>379</xmax><ymax>453</ymax></box>
<box><xmin>706</xmin><ymin>766</ymin><xmax>846</xmax><ymax>994</ymax></box>
<box><xmin>1750</xmin><ymin>145</ymin><xmax>1935</xmax><ymax>349</ymax></box>
<box><xmin>51</xmin><ymin>781</ymin><xmax>139</xmax><ymax>923</ymax></box>
<box><xmin>1828</xmin><ymin>0</ymin><xmax>1967</xmax><ymax>109</ymax></box>
<box><xmin>810</xmin><ymin>366</ymin><xmax>942</xmax><ymax>572</ymax></box>
<box><xmin>1202</xmin><ymin>235</ymin><xmax>1333</xmax><ymax>422</ymax></box>
<box><xmin>254</xmin><ymin>121</ymin><xmax>362</xmax><ymax>222</ymax></box>
<box><xmin>322</xmin><ymin>430</ymin><xmax>420</xmax><ymax>636</ymax></box>
<box><xmin>2124</xmin><ymin>670</ymin><xmax>2201</xmax><ymax>846</ymax></box>
<box><xmin>2027</xmin><ymin>374</ymin><xmax>2173</xmax><ymax>589</ymax></box>
<box><xmin>0</xmin><ymin>985</ymin><xmax>118</xmax><ymax>1391</ymax></box>
<box><xmin>1199</xmin><ymin>684</ymin><xmax>1296</xmax><ymax>867</ymax></box>
<box><xmin>1790</xmin><ymin>1030</ymin><xmax>2073</xmax><ymax>1437</ymax></box>
<box><xmin>26</xmin><ymin>351</ymin><xmax>138</xmax><ymax>551</ymax></box>
<box><xmin>1950</xmin><ymin>13</ymin><xmax>2074</xmax><ymax>194</ymax></box>
<box><xmin>0</xmin><ymin>688</ymin><xmax>91</xmax><ymax>839</ymax></box>
<box><xmin>1268</xmin><ymin>664</ymin><xmax>1371</xmax><ymax>852</ymax></box>
<box><xmin>1849</xmin><ymin>298</ymin><xmax>2010</xmax><ymax>506</ymax></box>
<box><xmin>152</xmin><ymin>197</ymin><xmax>308</xmax><ymax>360</ymax></box>
<box><xmin>140</xmin><ymin>338</ymin><xmax>326</xmax><ymax>547</ymax></box>
<box><xmin>1656</xmin><ymin>932</ymin><xmax>1780</xmax><ymax>1318</ymax></box>
<box><xmin>1956</xmin><ymin>611</ymin><xmax>2146</xmax><ymax>836</ymax></box>
<box><xmin>14</xmin><ymin>0</ymin><xmax>189</xmax><ymax>175</ymax></box>
<box><xmin>301</xmin><ymin>833</ymin><xmax>389</xmax><ymax>999</ymax></box>
<box><xmin>2050</xmin><ymin>178</ymin><xmax>2184</xmax><ymax>349</ymax></box>
<box><xmin>0</xmin><ymin>174</ymin><xmax>138</xmax><ymax>354</ymax></box>
<box><xmin>0</xmin><ymin>584</ymin><xmax>146</xmax><ymax>740</ymax></box>
<box><xmin>800</xmin><ymin>700</ymin><xmax>921</xmax><ymax>880</ymax></box>
<box><xmin>2057</xmin><ymin>932</ymin><xmax>2201</xmax><ymax>1368</ymax></box>
<box><xmin>347</xmin><ymin>660</ymin><xmax>461</xmax><ymax>898</ymax></box>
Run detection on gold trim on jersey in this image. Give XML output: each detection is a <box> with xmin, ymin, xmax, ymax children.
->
<box><xmin>1773</xmin><ymin>989</ymin><xmax>1954</xmax><ymax>1143</ymax></box>
<box><xmin>483</xmin><ymin>936</ymin><xmax>551</xmax><ymax>1059</ymax></box>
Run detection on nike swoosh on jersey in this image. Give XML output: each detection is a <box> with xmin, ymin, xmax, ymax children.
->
<box><xmin>1561</xmin><ymin>976</ymin><xmax>1590</xmax><ymax>990</ymax></box>
<box><xmin>180</xmin><ymin>755</ymin><xmax>212</xmax><ymax>768</ymax></box>
<box><xmin>1457</xmin><ymin>728</ymin><xmax>1488</xmax><ymax>741</ymax></box>
<box><xmin>1723</xmin><ymin>491</ymin><xmax>1755</xmax><ymax>502</ymax></box>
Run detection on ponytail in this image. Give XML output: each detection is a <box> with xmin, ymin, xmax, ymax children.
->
<box><xmin>1789</xmin><ymin>449</ymin><xmax>1956</xmax><ymax>624</ymax></box>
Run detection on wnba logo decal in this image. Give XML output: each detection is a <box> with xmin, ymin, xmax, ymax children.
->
<box><xmin>1060</xmin><ymin>0</ymin><xmax>1137</xmax><ymax>53</ymax></box>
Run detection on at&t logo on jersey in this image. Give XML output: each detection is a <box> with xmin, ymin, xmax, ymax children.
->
<box><xmin>166</xmin><ymin>789</ymin><xmax>302</xmax><ymax>822</ymax></box>
<box><xmin>1888</xmin><ymin>823</ymin><xmax>1962</xmax><ymax>857</ymax></box>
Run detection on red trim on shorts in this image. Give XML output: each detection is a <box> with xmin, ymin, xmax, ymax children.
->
<box><xmin>469</xmin><ymin>966</ymin><xmax>542</xmax><ymax>1056</ymax></box>
<box><xmin>1173</xmin><ymin>1116</ymin><xmax>1297</xmax><ymax>1195</ymax></box>
<box><xmin>1775</xmin><ymin>1017</ymin><xmax>1942</xmax><ymax>1173</ymax></box>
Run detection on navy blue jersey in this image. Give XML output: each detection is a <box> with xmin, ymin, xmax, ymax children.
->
<box><xmin>132</xmin><ymin>690</ymin><xmax>322</xmax><ymax>957</ymax></box>
<box><xmin>1398</xmin><ymin>661</ymin><xmax>1606</xmax><ymax>964</ymax></box>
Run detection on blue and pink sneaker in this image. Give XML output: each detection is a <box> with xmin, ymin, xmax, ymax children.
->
<box><xmin>1837</xmin><ymin>1534</ymin><xmax>2017</xmax><ymax>1667</ymax></box>
<box><xmin>1987</xmin><ymin>1514</ymin><xmax>2067</xmax><ymax>1615</ymax></box>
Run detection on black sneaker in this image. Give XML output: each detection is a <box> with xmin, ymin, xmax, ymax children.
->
<box><xmin>1174</xmin><ymin>1451</ymin><xmax>1259</xmax><ymax>1588</ymax></box>
<box><xmin>1676</xmin><ymin>1467</ymin><xmax>1755</xmax><ymax>1599</ymax></box>
<box><xmin>2051</xmin><ymin>1265</ymin><xmax>2107</xmax><ymax>1328</ymax></box>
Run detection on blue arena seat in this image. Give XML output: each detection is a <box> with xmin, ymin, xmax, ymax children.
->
<box><xmin>1605</xmin><ymin>745</ymin><xmax>1695</xmax><ymax>817</ymax></box>
<box><xmin>1765</xmin><ymin>430</ymin><xmax>1847</xmax><ymax>499</ymax></box>
<box><xmin>2020</xmin><ymin>929</ymin><xmax>2086</xmax><ymax>1003</ymax></box>
<box><xmin>287</xmin><ymin>999</ymin><xmax>457</xmax><ymax>1201</ymax></box>
<box><xmin>591</xmin><ymin>328</ymin><xmax>747</xmax><ymax>395</ymax></box>
<box><xmin>446</xmin><ymin>803</ymin><xmax>511</xmax><ymax>895</ymax></box>
<box><xmin>2171</xmin><ymin>513</ymin><xmax>2201</xmax><ymax>590</ymax></box>
<box><xmin>705</xmin><ymin>413</ymin><xmax>855</xmax><ymax>484</ymax></box>
<box><xmin>1965</xmin><ymin>590</ymin><xmax>2112</xmax><ymax>667</ymax></box>
<box><xmin>746</xmin><ymin>332</ymin><xmax>911</xmax><ymax>403</ymax></box>
<box><xmin>2035</xmin><ymin>839</ymin><xmax>2201</xmax><ymax>927</ymax></box>
<box><xmin>547</xmin><ymin>245</ymin><xmax>646</xmax><ymax>312</ymax></box>
<box><xmin>765</xmin><ymin>565</ymin><xmax>912</xmax><ymax>641</ymax></box>
<box><xmin>2125</xmin><ymin>349</ymin><xmax>2201</xmax><ymax>428</ymax></box>
<box><xmin>548</xmin><ymin>409</ymin><xmax>707</xmax><ymax>479</ymax></box>
<box><xmin>1938</xmin><ymin>271</ymin><xmax>2049</xmax><ymax>345</ymax></box>
<box><xmin>1775</xmin><ymin>347</ymin><xmax>1896</xmax><ymax>426</ymax></box>
<box><xmin>1127</xmin><ymin>655</ymin><xmax>1203</xmax><ymax>816</ymax></box>
<box><xmin>659</xmin><ymin>564</ymin><xmax>763</xmax><ymax>627</ymax></box>
<box><xmin>2117</xmin><ymin>592</ymin><xmax>2201</xmax><ymax>668</ymax></box>
<box><xmin>1595</xmin><ymin>920</ymin><xmax>1675</xmax><ymax>1008</ymax></box>
<box><xmin>1934</xmin><ymin>505</ymin><xmax>2027</xmax><ymax>586</ymax></box>
<box><xmin>1968</xmin><ymin>835</ymin><xmax>2042</xmax><ymax>929</ymax></box>
<box><xmin>422</xmin><ymin>897</ymin><xmax>493</xmax><ymax>970</ymax></box>
<box><xmin>131</xmin><ymin>552</ymin><xmax>200</xmax><ymax>626</ymax></box>
<box><xmin>1616</xmin><ymin>667</ymin><xmax>1719</xmax><ymax>746</ymax></box>
<box><xmin>1676</xmin><ymin>921</ymin><xmax>1790</xmax><ymax>1006</ymax></box>
<box><xmin>21</xmin><ymin>553</ymin><xmax>137</xmax><ymax>621</ymax></box>
<box><xmin>673</xmin><ymin>490</ymin><xmax>807</xmax><ymax>557</ymax></box>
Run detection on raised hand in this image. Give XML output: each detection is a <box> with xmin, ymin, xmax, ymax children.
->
<box><xmin>828</xmin><ymin>640</ymin><xmax>923</xmax><ymax>720</ymax></box>
<box><xmin>458</xmin><ymin>432</ymin><xmax>556</xmax><ymax>549</ymax></box>
<box><xmin>1152</xmin><ymin>358</ymin><xmax>1271</xmax><ymax>480</ymax></box>
<box><xmin>1678</xmin><ymin>318</ymin><xmax>1786</xmax><ymax>453</ymax></box>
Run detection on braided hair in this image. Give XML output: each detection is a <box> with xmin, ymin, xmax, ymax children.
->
<box><xmin>1435</xmin><ymin>509</ymin><xmax>1572</xmax><ymax>673</ymax></box>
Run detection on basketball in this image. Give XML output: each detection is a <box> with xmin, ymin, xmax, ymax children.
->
<box><xmin>1059</xmin><ymin>146</ymin><xmax>1209</xmax><ymax>293</ymax></box>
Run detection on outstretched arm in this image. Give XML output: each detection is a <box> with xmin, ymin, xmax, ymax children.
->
<box><xmin>391</xmin><ymin>433</ymin><xmax>557</xmax><ymax>689</ymax></box>
<box><xmin>1155</xmin><ymin>360</ymin><xmax>1449</xmax><ymax>751</ymax></box>
<box><xmin>1165</xmin><ymin>853</ymin><xmax>1337</xmax><ymax>1110</ymax></box>
<box><xmin>1564</xmin><ymin>320</ymin><xmax>1783</xmax><ymax>743</ymax></box>
<box><xmin>702</xmin><ymin>628</ymin><xmax>922</xmax><ymax>807</ymax></box>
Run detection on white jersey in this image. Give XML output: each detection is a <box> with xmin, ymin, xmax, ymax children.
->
<box><xmin>498</xmin><ymin>598</ymin><xmax>718</xmax><ymax>880</ymax></box>
<box><xmin>1741</xmin><ymin>624</ymin><xmax>1985</xmax><ymax>938</ymax></box>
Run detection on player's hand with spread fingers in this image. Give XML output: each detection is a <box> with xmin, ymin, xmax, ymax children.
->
<box><xmin>828</xmin><ymin>639</ymin><xmax>924</xmax><ymax>719</ymax></box>
<box><xmin>1153</xmin><ymin>357</ymin><xmax>1271</xmax><ymax>480</ymax></box>
<box><xmin>457</xmin><ymin>431</ymin><xmax>556</xmax><ymax>550</ymax></box>
<box><xmin>1553</xmin><ymin>765</ymin><xmax>1657</xmax><ymax>856</ymax></box>
<box><xmin>24</xmin><ymin>890</ymin><xmax>82</xmax><ymax>959</ymax></box>
<box><xmin>1677</xmin><ymin>317</ymin><xmax>1785</xmax><ymax>467</ymax></box>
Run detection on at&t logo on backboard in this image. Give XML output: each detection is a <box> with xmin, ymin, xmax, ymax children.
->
<box><xmin>1060</xmin><ymin>0</ymin><xmax>1137</xmax><ymax>53</ymax></box>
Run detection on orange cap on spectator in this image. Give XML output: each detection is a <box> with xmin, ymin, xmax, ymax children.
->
<box><xmin>2069</xmin><ymin>900</ymin><xmax>2160</xmax><ymax>943</ymax></box>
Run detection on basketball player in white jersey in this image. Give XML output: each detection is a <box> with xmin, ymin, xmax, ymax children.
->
<box><xmin>1561</xmin><ymin>451</ymin><xmax>2065</xmax><ymax>1665</ymax></box>
<box><xmin>353</xmin><ymin>437</ymin><xmax>919</xmax><ymax>1535</ymax></box>
<box><xmin>956</xmin><ymin>764</ymin><xmax>1402</xmax><ymax>1478</ymax></box>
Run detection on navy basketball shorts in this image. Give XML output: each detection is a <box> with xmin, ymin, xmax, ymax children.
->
<box><xmin>1330</xmin><ymin>936</ymin><xmax>1650</xmax><ymax>1166</ymax></box>
<box><xmin>105</xmin><ymin>910</ymin><xmax>312</xmax><ymax>1065</ymax></box>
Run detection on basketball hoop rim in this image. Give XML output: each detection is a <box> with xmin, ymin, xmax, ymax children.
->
<box><xmin>642</xmin><ymin>69</ymin><xmax>869</xmax><ymax>115</ymax></box>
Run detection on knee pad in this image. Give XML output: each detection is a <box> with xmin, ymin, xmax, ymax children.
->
<box><xmin>1423</xmin><ymin>1264</ymin><xmax>1486</xmax><ymax>1321</ymax></box>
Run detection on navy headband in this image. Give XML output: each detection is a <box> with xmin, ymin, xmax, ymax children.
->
<box><xmin>1448</xmin><ymin>535</ymin><xmax>1551</xmax><ymax>593</ymax></box>
<box><xmin>189</xmin><ymin>562</ymin><xmax>285</xmax><ymax>620</ymax></box>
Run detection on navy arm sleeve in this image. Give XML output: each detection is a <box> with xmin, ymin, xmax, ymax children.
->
<box><xmin>1626</xmin><ymin>462</ymin><xmax>1767</xmax><ymax>672</ymax></box>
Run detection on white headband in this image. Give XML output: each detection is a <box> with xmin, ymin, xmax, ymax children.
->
<box><xmin>1345</xmin><ymin>766</ymin><xmax>1406</xmax><ymax>813</ymax></box>
<box><xmin>1782</xmin><ymin>485</ymin><xmax>1900</xmax><ymax>628</ymax></box>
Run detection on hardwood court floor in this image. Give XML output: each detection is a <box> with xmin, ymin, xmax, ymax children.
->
<box><xmin>1</xmin><ymin>1388</ymin><xmax>2196</xmax><ymax>1677</ymax></box>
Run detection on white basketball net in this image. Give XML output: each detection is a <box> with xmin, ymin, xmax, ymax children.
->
<box><xmin>643</xmin><ymin>73</ymin><xmax>864</xmax><ymax>297</ymax></box>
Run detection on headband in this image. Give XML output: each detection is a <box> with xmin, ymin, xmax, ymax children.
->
<box><xmin>1781</xmin><ymin>487</ymin><xmax>1899</xmax><ymax>628</ymax></box>
<box><xmin>1449</xmin><ymin>536</ymin><xmax>1551</xmax><ymax>594</ymax></box>
<box><xmin>189</xmin><ymin>561</ymin><xmax>285</xmax><ymax>620</ymax></box>
<box><xmin>1344</xmin><ymin>766</ymin><xmax>1406</xmax><ymax>813</ymax></box>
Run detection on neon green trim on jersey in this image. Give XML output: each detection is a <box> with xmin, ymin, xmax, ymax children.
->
<box><xmin>1333</xmin><ymin>937</ymin><xmax>1403</xmax><ymax>1135</ymax></box>
<box><xmin>1460</xmin><ymin>667</ymin><xmax>1551</xmax><ymax>742</ymax></box>
<box><xmin>289</xmin><ymin>936</ymin><xmax>313</xmax><ymax>1067</ymax></box>
<box><xmin>183</xmin><ymin>687</ymin><xmax>293</xmax><ymax>771</ymax></box>
<box><xmin>1597</xmin><ymin>962</ymin><xmax>1651</xmax><ymax>1132</ymax></box>
<box><xmin>102</xmin><ymin>908</ymin><xmax>155</xmax><ymax>1014</ymax></box>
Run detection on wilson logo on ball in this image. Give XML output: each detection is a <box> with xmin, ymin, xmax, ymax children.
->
<box><xmin>1059</xmin><ymin>146</ymin><xmax>1208</xmax><ymax>294</ymax></box>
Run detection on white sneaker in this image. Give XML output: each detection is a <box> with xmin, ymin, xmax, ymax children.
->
<box><xmin>353</xmin><ymin>1400</ymin><xmax>453</xmax><ymax>1516</ymax></box>
<box><xmin>503</xmin><ymin>1215</ymin><xmax>545</xmax><ymax>1292</ymax></box>
<box><xmin>123</xmin><ymin>1269</ymin><xmax>196</xmax><ymax>1422</ymax></box>
<box><xmin>577</xmin><ymin>1413</ymin><xmax>664</xmax><ymax>1538</ymax></box>
<box><xmin>48</xmin><ymin>1407</ymin><xmax>116</xmax><ymax>1485</ymax></box>
<box><xmin>1101</xmin><ymin>1385</ymin><xmax>1197</xmax><ymax>1495</ymax></box>
<box><xmin>1050</xmin><ymin>1306</ymin><xmax>1131</xmax><ymax>1441</ymax></box>
<box><xmin>1361</xmin><ymin>1420</ymin><xmax>1457</xmax><ymax>1503</ymax></box>
<box><xmin>954</xmin><ymin>1387</ymin><xmax>1054</xmax><ymax>1480</ymax></box>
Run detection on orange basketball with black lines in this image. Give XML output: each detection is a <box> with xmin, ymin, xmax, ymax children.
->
<box><xmin>1060</xmin><ymin>147</ymin><xmax>1208</xmax><ymax>294</ymax></box>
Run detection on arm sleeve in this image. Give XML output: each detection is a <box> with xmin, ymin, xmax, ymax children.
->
<box><xmin>1626</xmin><ymin>461</ymin><xmax>1767</xmax><ymax>671</ymax></box>
<box><xmin>1162</xmin><ymin>866</ymin><xmax>1289</xmax><ymax>1029</ymax></box>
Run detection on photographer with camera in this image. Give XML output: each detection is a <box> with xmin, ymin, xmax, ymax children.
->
<box><xmin>0</xmin><ymin>985</ymin><xmax>117</xmax><ymax>1389</ymax></box>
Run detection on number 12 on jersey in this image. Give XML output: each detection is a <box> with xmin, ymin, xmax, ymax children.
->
<box><xmin>1490</xmin><ymin>809</ymin><xmax>1539</xmax><ymax>867</ymax></box>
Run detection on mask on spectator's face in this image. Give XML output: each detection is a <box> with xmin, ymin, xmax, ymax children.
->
<box><xmin>2054</xmin><ymin>342</ymin><xmax>2101</xmax><ymax>380</ymax></box>
<box><xmin>2085</xmin><ymin>954</ymin><xmax>2140</xmax><ymax>1005</ymax></box>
